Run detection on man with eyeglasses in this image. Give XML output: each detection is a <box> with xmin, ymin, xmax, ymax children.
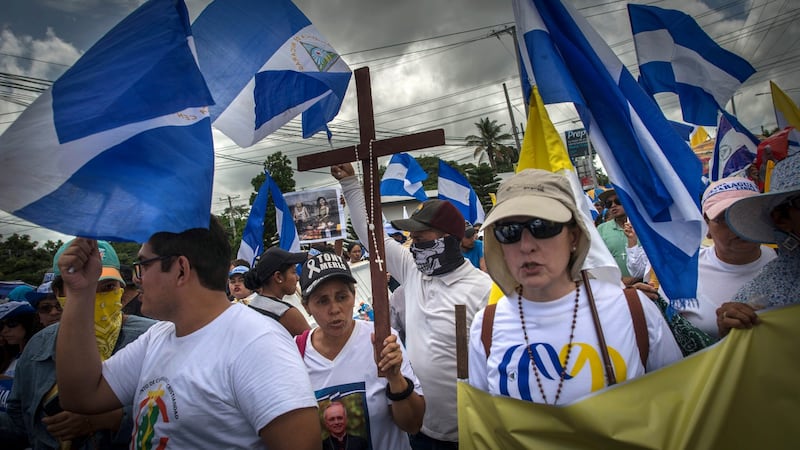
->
<box><xmin>2</xmin><ymin>240</ymin><xmax>155</xmax><ymax>450</ymax></box>
<box><xmin>54</xmin><ymin>217</ymin><xmax>320</xmax><ymax>449</ymax></box>
<box><xmin>597</xmin><ymin>189</ymin><xmax>639</xmax><ymax>285</ymax></box>
<box><xmin>332</xmin><ymin>163</ymin><xmax>491</xmax><ymax>450</ymax></box>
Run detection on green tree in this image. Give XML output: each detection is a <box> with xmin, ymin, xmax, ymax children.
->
<box><xmin>0</xmin><ymin>234</ymin><xmax>59</xmax><ymax>285</ymax></box>
<box><xmin>465</xmin><ymin>117</ymin><xmax>513</xmax><ymax>171</ymax></box>
<box><xmin>466</xmin><ymin>163</ymin><xmax>501</xmax><ymax>214</ymax></box>
<box><xmin>218</xmin><ymin>152</ymin><xmax>296</xmax><ymax>257</ymax></box>
<box><xmin>109</xmin><ymin>242</ymin><xmax>144</xmax><ymax>266</ymax></box>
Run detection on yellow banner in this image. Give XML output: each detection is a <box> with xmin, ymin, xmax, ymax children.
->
<box><xmin>459</xmin><ymin>304</ymin><xmax>800</xmax><ymax>449</ymax></box>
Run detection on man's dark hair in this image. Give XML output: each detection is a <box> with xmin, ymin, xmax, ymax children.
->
<box><xmin>148</xmin><ymin>216</ymin><xmax>231</xmax><ymax>292</ymax></box>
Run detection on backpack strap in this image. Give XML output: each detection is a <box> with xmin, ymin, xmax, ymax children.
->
<box><xmin>623</xmin><ymin>288</ymin><xmax>649</xmax><ymax>368</ymax></box>
<box><xmin>481</xmin><ymin>303</ymin><xmax>498</xmax><ymax>359</ymax></box>
<box><xmin>295</xmin><ymin>328</ymin><xmax>311</xmax><ymax>358</ymax></box>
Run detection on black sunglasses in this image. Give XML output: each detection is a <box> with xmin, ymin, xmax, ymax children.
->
<box><xmin>132</xmin><ymin>255</ymin><xmax>176</xmax><ymax>279</ymax></box>
<box><xmin>605</xmin><ymin>198</ymin><xmax>622</xmax><ymax>208</ymax></box>
<box><xmin>493</xmin><ymin>218</ymin><xmax>568</xmax><ymax>243</ymax></box>
<box><xmin>0</xmin><ymin>318</ymin><xmax>22</xmax><ymax>331</ymax></box>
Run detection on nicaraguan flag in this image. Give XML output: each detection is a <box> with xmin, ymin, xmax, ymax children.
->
<box><xmin>0</xmin><ymin>0</ymin><xmax>214</xmax><ymax>242</ymax></box>
<box><xmin>192</xmin><ymin>0</ymin><xmax>351</xmax><ymax>146</ymax></box>
<box><xmin>380</xmin><ymin>153</ymin><xmax>429</xmax><ymax>202</ymax></box>
<box><xmin>709</xmin><ymin>111</ymin><xmax>759</xmax><ymax>181</ymax></box>
<box><xmin>514</xmin><ymin>0</ymin><xmax>706</xmax><ymax>305</ymax></box>
<box><xmin>437</xmin><ymin>160</ymin><xmax>485</xmax><ymax>225</ymax></box>
<box><xmin>629</xmin><ymin>4</ymin><xmax>756</xmax><ymax>126</ymax></box>
<box><xmin>237</xmin><ymin>171</ymin><xmax>300</xmax><ymax>266</ymax></box>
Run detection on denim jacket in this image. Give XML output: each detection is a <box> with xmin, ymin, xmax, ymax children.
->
<box><xmin>0</xmin><ymin>315</ymin><xmax>155</xmax><ymax>449</ymax></box>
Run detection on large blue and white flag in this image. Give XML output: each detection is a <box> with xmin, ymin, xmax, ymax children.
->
<box><xmin>629</xmin><ymin>4</ymin><xmax>756</xmax><ymax>126</ymax></box>
<box><xmin>192</xmin><ymin>0</ymin><xmax>351</xmax><ymax>146</ymax></box>
<box><xmin>237</xmin><ymin>171</ymin><xmax>300</xmax><ymax>266</ymax></box>
<box><xmin>0</xmin><ymin>0</ymin><xmax>214</xmax><ymax>242</ymax></box>
<box><xmin>437</xmin><ymin>160</ymin><xmax>485</xmax><ymax>225</ymax></box>
<box><xmin>709</xmin><ymin>111</ymin><xmax>759</xmax><ymax>181</ymax></box>
<box><xmin>380</xmin><ymin>153</ymin><xmax>429</xmax><ymax>202</ymax></box>
<box><xmin>513</xmin><ymin>0</ymin><xmax>706</xmax><ymax>304</ymax></box>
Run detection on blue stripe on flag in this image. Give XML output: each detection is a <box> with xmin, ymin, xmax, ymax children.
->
<box><xmin>268</xmin><ymin>174</ymin><xmax>300</xmax><ymax>252</ymax></box>
<box><xmin>52</xmin><ymin>0</ymin><xmax>212</xmax><ymax>143</ymax></box>
<box><xmin>518</xmin><ymin>0</ymin><xmax>705</xmax><ymax>304</ymax></box>
<box><xmin>14</xmin><ymin>121</ymin><xmax>214</xmax><ymax>241</ymax></box>
<box><xmin>238</xmin><ymin>171</ymin><xmax>300</xmax><ymax>265</ymax></box>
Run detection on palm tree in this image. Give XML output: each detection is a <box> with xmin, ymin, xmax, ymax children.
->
<box><xmin>465</xmin><ymin>117</ymin><xmax>513</xmax><ymax>171</ymax></box>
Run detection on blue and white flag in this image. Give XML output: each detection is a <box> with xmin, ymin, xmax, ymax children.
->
<box><xmin>629</xmin><ymin>4</ymin><xmax>756</xmax><ymax>126</ymax></box>
<box><xmin>710</xmin><ymin>110</ymin><xmax>759</xmax><ymax>181</ymax></box>
<box><xmin>192</xmin><ymin>0</ymin><xmax>351</xmax><ymax>146</ymax></box>
<box><xmin>514</xmin><ymin>0</ymin><xmax>706</xmax><ymax>305</ymax></box>
<box><xmin>0</xmin><ymin>0</ymin><xmax>214</xmax><ymax>242</ymax></box>
<box><xmin>380</xmin><ymin>153</ymin><xmax>429</xmax><ymax>202</ymax></box>
<box><xmin>437</xmin><ymin>161</ymin><xmax>485</xmax><ymax>225</ymax></box>
<box><xmin>237</xmin><ymin>171</ymin><xmax>300</xmax><ymax>266</ymax></box>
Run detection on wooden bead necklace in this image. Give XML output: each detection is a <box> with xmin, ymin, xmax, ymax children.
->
<box><xmin>516</xmin><ymin>281</ymin><xmax>581</xmax><ymax>405</ymax></box>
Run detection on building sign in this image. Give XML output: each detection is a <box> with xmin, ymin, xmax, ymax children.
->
<box><xmin>565</xmin><ymin>128</ymin><xmax>590</xmax><ymax>159</ymax></box>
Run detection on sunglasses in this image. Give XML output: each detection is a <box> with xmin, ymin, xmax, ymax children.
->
<box><xmin>605</xmin><ymin>199</ymin><xmax>622</xmax><ymax>208</ymax></box>
<box><xmin>493</xmin><ymin>218</ymin><xmax>568</xmax><ymax>243</ymax></box>
<box><xmin>0</xmin><ymin>318</ymin><xmax>22</xmax><ymax>331</ymax></box>
<box><xmin>37</xmin><ymin>303</ymin><xmax>63</xmax><ymax>314</ymax></box>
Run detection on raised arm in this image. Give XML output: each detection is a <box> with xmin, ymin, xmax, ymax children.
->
<box><xmin>55</xmin><ymin>239</ymin><xmax>122</xmax><ymax>414</ymax></box>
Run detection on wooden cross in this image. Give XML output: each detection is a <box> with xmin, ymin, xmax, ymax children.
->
<box><xmin>297</xmin><ymin>67</ymin><xmax>445</xmax><ymax>373</ymax></box>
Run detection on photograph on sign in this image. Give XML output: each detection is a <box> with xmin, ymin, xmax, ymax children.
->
<box><xmin>284</xmin><ymin>187</ymin><xmax>346</xmax><ymax>244</ymax></box>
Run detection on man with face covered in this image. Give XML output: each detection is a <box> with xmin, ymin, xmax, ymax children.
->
<box><xmin>1</xmin><ymin>240</ymin><xmax>155</xmax><ymax>449</ymax></box>
<box><xmin>332</xmin><ymin>163</ymin><xmax>490</xmax><ymax>450</ymax></box>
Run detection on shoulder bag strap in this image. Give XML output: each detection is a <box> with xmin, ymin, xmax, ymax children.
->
<box><xmin>481</xmin><ymin>303</ymin><xmax>497</xmax><ymax>359</ymax></box>
<box><xmin>623</xmin><ymin>287</ymin><xmax>649</xmax><ymax>368</ymax></box>
<box><xmin>581</xmin><ymin>270</ymin><xmax>617</xmax><ymax>386</ymax></box>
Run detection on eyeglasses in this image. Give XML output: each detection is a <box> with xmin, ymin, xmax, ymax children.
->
<box><xmin>37</xmin><ymin>303</ymin><xmax>63</xmax><ymax>314</ymax></box>
<box><xmin>493</xmin><ymin>218</ymin><xmax>568</xmax><ymax>244</ymax></box>
<box><xmin>133</xmin><ymin>255</ymin><xmax>175</xmax><ymax>279</ymax></box>
<box><xmin>605</xmin><ymin>199</ymin><xmax>622</xmax><ymax>208</ymax></box>
<box><xmin>0</xmin><ymin>318</ymin><xmax>22</xmax><ymax>331</ymax></box>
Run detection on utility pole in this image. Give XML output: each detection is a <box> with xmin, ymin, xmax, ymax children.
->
<box><xmin>220</xmin><ymin>195</ymin><xmax>240</xmax><ymax>242</ymax></box>
<box><xmin>503</xmin><ymin>82</ymin><xmax>522</xmax><ymax>156</ymax></box>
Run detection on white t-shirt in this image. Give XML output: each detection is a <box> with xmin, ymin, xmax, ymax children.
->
<box><xmin>679</xmin><ymin>246</ymin><xmax>776</xmax><ymax>338</ymax></box>
<box><xmin>302</xmin><ymin>320</ymin><xmax>422</xmax><ymax>450</ymax></box>
<box><xmin>103</xmin><ymin>303</ymin><xmax>317</xmax><ymax>449</ymax></box>
<box><xmin>340</xmin><ymin>176</ymin><xmax>490</xmax><ymax>441</ymax></box>
<box><xmin>469</xmin><ymin>280</ymin><xmax>682</xmax><ymax>404</ymax></box>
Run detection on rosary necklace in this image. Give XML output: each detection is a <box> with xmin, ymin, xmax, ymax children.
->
<box><xmin>517</xmin><ymin>281</ymin><xmax>580</xmax><ymax>405</ymax></box>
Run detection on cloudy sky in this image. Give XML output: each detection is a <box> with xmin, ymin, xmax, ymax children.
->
<box><xmin>1</xmin><ymin>0</ymin><xmax>799</xmax><ymax>244</ymax></box>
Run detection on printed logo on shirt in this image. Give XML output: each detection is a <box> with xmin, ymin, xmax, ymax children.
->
<box><xmin>133</xmin><ymin>377</ymin><xmax>176</xmax><ymax>449</ymax></box>
<box><xmin>498</xmin><ymin>342</ymin><xmax>628</xmax><ymax>401</ymax></box>
<box><xmin>315</xmin><ymin>382</ymin><xmax>372</xmax><ymax>450</ymax></box>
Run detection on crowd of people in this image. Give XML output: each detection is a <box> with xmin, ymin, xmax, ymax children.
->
<box><xmin>0</xmin><ymin>152</ymin><xmax>797</xmax><ymax>449</ymax></box>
